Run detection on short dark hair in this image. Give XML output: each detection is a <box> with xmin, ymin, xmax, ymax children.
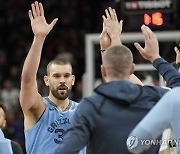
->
<box><xmin>0</xmin><ymin>103</ymin><xmax>6</xmax><ymax>118</ymax></box>
<box><xmin>102</xmin><ymin>45</ymin><xmax>133</xmax><ymax>78</ymax></box>
<box><xmin>47</xmin><ymin>58</ymin><xmax>72</xmax><ymax>75</ymax></box>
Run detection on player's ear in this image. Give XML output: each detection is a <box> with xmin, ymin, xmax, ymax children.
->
<box><xmin>101</xmin><ymin>65</ymin><xmax>106</xmax><ymax>78</ymax></box>
<box><xmin>2</xmin><ymin>119</ymin><xmax>6</xmax><ymax>128</ymax></box>
<box><xmin>72</xmin><ymin>75</ymin><xmax>75</xmax><ymax>86</ymax></box>
<box><xmin>130</xmin><ymin>63</ymin><xmax>135</xmax><ymax>75</ymax></box>
<box><xmin>44</xmin><ymin>75</ymin><xmax>49</xmax><ymax>86</ymax></box>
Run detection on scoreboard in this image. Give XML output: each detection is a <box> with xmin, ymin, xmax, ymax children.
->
<box><xmin>121</xmin><ymin>0</ymin><xmax>177</xmax><ymax>31</ymax></box>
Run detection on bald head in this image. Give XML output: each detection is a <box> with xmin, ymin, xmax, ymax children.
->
<box><xmin>102</xmin><ymin>45</ymin><xmax>133</xmax><ymax>79</ymax></box>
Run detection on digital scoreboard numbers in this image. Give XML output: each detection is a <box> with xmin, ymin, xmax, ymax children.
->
<box><xmin>121</xmin><ymin>0</ymin><xmax>177</xmax><ymax>31</ymax></box>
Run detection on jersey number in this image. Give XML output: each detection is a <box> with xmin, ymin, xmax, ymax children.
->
<box><xmin>54</xmin><ymin>129</ymin><xmax>65</xmax><ymax>144</ymax></box>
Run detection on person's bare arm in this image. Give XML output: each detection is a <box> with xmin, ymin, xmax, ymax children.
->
<box><xmin>174</xmin><ymin>44</ymin><xmax>180</xmax><ymax>64</ymax></box>
<box><xmin>103</xmin><ymin>7</ymin><xmax>123</xmax><ymax>46</ymax></box>
<box><xmin>100</xmin><ymin>8</ymin><xmax>142</xmax><ymax>85</ymax></box>
<box><xmin>20</xmin><ymin>1</ymin><xmax>58</xmax><ymax>129</ymax></box>
<box><xmin>129</xmin><ymin>74</ymin><xmax>143</xmax><ymax>85</ymax></box>
<box><xmin>99</xmin><ymin>18</ymin><xmax>111</xmax><ymax>54</ymax></box>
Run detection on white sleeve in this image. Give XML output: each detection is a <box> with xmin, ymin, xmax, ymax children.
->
<box><xmin>127</xmin><ymin>88</ymin><xmax>178</xmax><ymax>153</ymax></box>
<box><xmin>0</xmin><ymin>129</ymin><xmax>13</xmax><ymax>154</ymax></box>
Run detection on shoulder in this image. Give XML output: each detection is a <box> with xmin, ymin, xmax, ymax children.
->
<box><xmin>142</xmin><ymin>85</ymin><xmax>169</xmax><ymax>96</ymax></box>
<box><xmin>69</xmin><ymin>100</ymin><xmax>79</xmax><ymax>110</ymax></box>
<box><xmin>11</xmin><ymin>140</ymin><xmax>23</xmax><ymax>154</ymax></box>
<box><xmin>78</xmin><ymin>92</ymin><xmax>104</xmax><ymax>112</ymax></box>
<box><xmin>84</xmin><ymin>92</ymin><xmax>104</xmax><ymax>103</ymax></box>
<box><xmin>163</xmin><ymin>87</ymin><xmax>180</xmax><ymax>104</ymax></box>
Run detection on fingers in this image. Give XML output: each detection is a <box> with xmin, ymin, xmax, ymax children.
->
<box><xmin>141</xmin><ymin>25</ymin><xmax>157</xmax><ymax>43</ymax></box>
<box><xmin>105</xmin><ymin>7</ymin><xmax>117</xmax><ymax>20</ymax></box>
<box><xmin>105</xmin><ymin>9</ymin><xmax>110</xmax><ymax>19</ymax></box>
<box><xmin>102</xmin><ymin>15</ymin><xmax>108</xmax><ymax>34</ymax></box>
<box><xmin>31</xmin><ymin>3</ymin><xmax>37</xmax><ymax>18</ymax></box>
<box><xmin>28</xmin><ymin>10</ymin><xmax>33</xmax><ymax>20</ymax></box>
<box><xmin>141</xmin><ymin>25</ymin><xmax>149</xmax><ymax>41</ymax></box>
<box><xmin>109</xmin><ymin>7</ymin><xmax>115</xmax><ymax>20</ymax></box>
<box><xmin>39</xmin><ymin>3</ymin><xmax>44</xmax><ymax>16</ymax></box>
<box><xmin>49</xmin><ymin>18</ymin><xmax>58</xmax><ymax>29</ymax></box>
<box><xmin>30</xmin><ymin>1</ymin><xmax>44</xmax><ymax>18</ymax></box>
<box><xmin>134</xmin><ymin>42</ymin><xmax>144</xmax><ymax>55</ymax></box>
<box><xmin>35</xmin><ymin>1</ymin><xmax>40</xmax><ymax>16</ymax></box>
<box><xmin>102</xmin><ymin>15</ymin><xmax>106</xmax><ymax>31</ymax></box>
<box><xmin>119</xmin><ymin>20</ymin><xmax>123</xmax><ymax>31</ymax></box>
<box><xmin>174</xmin><ymin>46</ymin><xmax>180</xmax><ymax>55</ymax></box>
<box><xmin>113</xmin><ymin>9</ymin><xmax>118</xmax><ymax>21</ymax></box>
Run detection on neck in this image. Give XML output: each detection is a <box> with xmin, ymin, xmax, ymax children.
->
<box><xmin>104</xmin><ymin>76</ymin><xmax>129</xmax><ymax>82</ymax></box>
<box><xmin>48</xmin><ymin>95</ymin><xmax>70</xmax><ymax>111</ymax></box>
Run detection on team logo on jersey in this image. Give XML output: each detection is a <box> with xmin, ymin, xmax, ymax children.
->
<box><xmin>47</xmin><ymin>117</ymin><xmax>70</xmax><ymax>133</ymax></box>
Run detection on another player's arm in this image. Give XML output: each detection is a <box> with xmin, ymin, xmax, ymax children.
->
<box><xmin>129</xmin><ymin>74</ymin><xmax>143</xmax><ymax>85</ymax></box>
<box><xmin>127</xmin><ymin>88</ymin><xmax>177</xmax><ymax>153</ymax></box>
<box><xmin>174</xmin><ymin>43</ymin><xmax>180</xmax><ymax>64</ymax></box>
<box><xmin>100</xmin><ymin>7</ymin><xmax>142</xmax><ymax>85</ymax></box>
<box><xmin>100</xmin><ymin>7</ymin><xmax>122</xmax><ymax>55</ymax></box>
<box><xmin>133</xmin><ymin>26</ymin><xmax>180</xmax><ymax>87</ymax></box>
<box><xmin>20</xmin><ymin>1</ymin><xmax>58</xmax><ymax>129</ymax></box>
<box><xmin>134</xmin><ymin>25</ymin><xmax>161</xmax><ymax>63</ymax></box>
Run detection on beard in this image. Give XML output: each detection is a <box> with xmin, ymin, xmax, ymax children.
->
<box><xmin>50</xmin><ymin>84</ymin><xmax>72</xmax><ymax>100</ymax></box>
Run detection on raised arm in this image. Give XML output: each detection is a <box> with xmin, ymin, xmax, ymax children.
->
<box><xmin>135</xmin><ymin>25</ymin><xmax>180</xmax><ymax>87</ymax></box>
<box><xmin>127</xmin><ymin>87</ymin><xmax>180</xmax><ymax>153</ymax></box>
<box><xmin>174</xmin><ymin>44</ymin><xmax>180</xmax><ymax>64</ymax></box>
<box><xmin>20</xmin><ymin>1</ymin><xmax>58</xmax><ymax>129</ymax></box>
<box><xmin>103</xmin><ymin>7</ymin><xmax>123</xmax><ymax>47</ymax></box>
<box><xmin>100</xmin><ymin>7</ymin><xmax>142</xmax><ymax>85</ymax></box>
<box><xmin>134</xmin><ymin>25</ymin><xmax>161</xmax><ymax>63</ymax></box>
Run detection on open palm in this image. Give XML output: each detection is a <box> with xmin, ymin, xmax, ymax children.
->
<box><xmin>29</xmin><ymin>2</ymin><xmax>58</xmax><ymax>37</ymax></box>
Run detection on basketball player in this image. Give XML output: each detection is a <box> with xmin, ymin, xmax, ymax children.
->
<box><xmin>0</xmin><ymin>128</ymin><xmax>12</xmax><ymax>154</ymax></box>
<box><xmin>55</xmin><ymin>8</ymin><xmax>180</xmax><ymax>154</ymax></box>
<box><xmin>20</xmin><ymin>1</ymin><xmax>85</xmax><ymax>154</ymax></box>
<box><xmin>0</xmin><ymin>103</ymin><xmax>23</xmax><ymax>154</ymax></box>
<box><xmin>99</xmin><ymin>7</ymin><xmax>142</xmax><ymax>85</ymax></box>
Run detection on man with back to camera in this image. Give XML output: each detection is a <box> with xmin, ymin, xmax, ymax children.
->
<box><xmin>55</xmin><ymin>7</ymin><xmax>180</xmax><ymax>154</ymax></box>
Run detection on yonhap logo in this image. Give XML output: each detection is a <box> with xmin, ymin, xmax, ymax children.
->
<box><xmin>126</xmin><ymin>136</ymin><xmax>139</xmax><ymax>149</ymax></box>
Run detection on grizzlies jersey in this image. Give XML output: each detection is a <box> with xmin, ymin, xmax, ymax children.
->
<box><xmin>0</xmin><ymin>129</ymin><xmax>13</xmax><ymax>154</ymax></box>
<box><xmin>25</xmin><ymin>98</ymin><xmax>86</xmax><ymax>154</ymax></box>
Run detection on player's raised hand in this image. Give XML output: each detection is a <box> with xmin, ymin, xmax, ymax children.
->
<box><xmin>28</xmin><ymin>1</ymin><xmax>58</xmax><ymax>37</ymax></box>
<box><xmin>174</xmin><ymin>44</ymin><xmax>180</xmax><ymax>64</ymax></box>
<box><xmin>134</xmin><ymin>25</ymin><xmax>160</xmax><ymax>63</ymax></box>
<box><xmin>103</xmin><ymin>7</ymin><xmax>123</xmax><ymax>46</ymax></box>
<box><xmin>99</xmin><ymin>17</ymin><xmax>111</xmax><ymax>52</ymax></box>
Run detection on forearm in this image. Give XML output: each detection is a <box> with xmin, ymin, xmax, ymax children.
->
<box><xmin>127</xmin><ymin>126</ymin><xmax>152</xmax><ymax>153</ymax></box>
<box><xmin>21</xmin><ymin>36</ymin><xmax>46</xmax><ymax>81</ymax></box>
<box><xmin>153</xmin><ymin>58</ymin><xmax>180</xmax><ymax>88</ymax></box>
<box><xmin>129</xmin><ymin>74</ymin><xmax>143</xmax><ymax>85</ymax></box>
<box><xmin>111</xmin><ymin>35</ymin><xmax>122</xmax><ymax>46</ymax></box>
<box><xmin>127</xmin><ymin>90</ymin><xmax>174</xmax><ymax>153</ymax></box>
